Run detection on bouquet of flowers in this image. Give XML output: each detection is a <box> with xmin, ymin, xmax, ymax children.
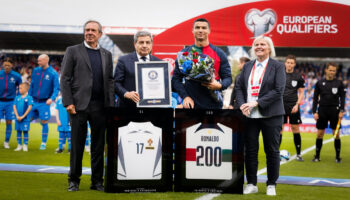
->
<box><xmin>177</xmin><ymin>47</ymin><xmax>215</xmax><ymax>83</ymax></box>
<box><xmin>177</xmin><ymin>47</ymin><xmax>222</xmax><ymax>102</ymax></box>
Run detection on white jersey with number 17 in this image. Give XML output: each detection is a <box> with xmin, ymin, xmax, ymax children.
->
<box><xmin>117</xmin><ymin>121</ymin><xmax>162</xmax><ymax>180</ymax></box>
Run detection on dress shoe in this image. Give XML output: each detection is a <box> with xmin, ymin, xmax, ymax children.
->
<box><xmin>90</xmin><ymin>183</ymin><xmax>104</xmax><ymax>191</ymax></box>
<box><xmin>243</xmin><ymin>184</ymin><xmax>258</xmax><ymax>194</ymax></box>
<box><xmin>68</xmin><ymin>181</ymin><xmax>79</xmax><ymax>192</ymax></box>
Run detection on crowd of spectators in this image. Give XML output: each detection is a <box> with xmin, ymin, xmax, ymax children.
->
<box><xmin>0</xmin><ymin>54</ymin><xmax>63</xmax><ymax>83</ymax></box>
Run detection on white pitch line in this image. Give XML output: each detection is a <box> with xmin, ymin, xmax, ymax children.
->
<box><xmin>37</xmin><ymin>167</ymin><xmax>56</xmax><ymax>171</ymax></box>
<box><xmin>195</xmin><ymin>135</ymin><xmax>347</xmax><ymax>200</ymax></box>
<box><xmin>257</xmin><ymin>136</ymin><xmax>339</xmax><ymax>175</ymax></box>
<box><xmin>194</xmin><ymin>193</ymin><xmax>221</xmax><ymax>200</ymax></box>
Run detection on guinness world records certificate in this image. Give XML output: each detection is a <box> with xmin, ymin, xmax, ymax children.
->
<box><xmin>135</xmin><ymin>61</ymin><xmax>171</xmax><ymax>107</ymax></box>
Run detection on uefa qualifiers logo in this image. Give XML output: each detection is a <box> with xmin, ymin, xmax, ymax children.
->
<box><xmin>245</xmin><ymin>8</ymin><xmax>277</xmax><ymax>37</ymax></box>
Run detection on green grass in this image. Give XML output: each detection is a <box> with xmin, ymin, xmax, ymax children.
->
<box><xmin>0</xmin><ymin>123</ymin><xmax>90</xmax><ymax>167</ymax></box>
<box><xmin>0</xmin><ymin>171</ymin><xmax>203</xmax><ymax>200</ymax></box>
<box><xmin>0</xmin><ymin>122</ymin><xmax>349</xmax><ymax>199</ymax></box>
<box><xmin>215</xmin><ymin>184</ymin><xmax>350</xmax><ymax>200</ymax></box>
<box><xmin>279</xmin><ymin>133</ymin><xmax>350</xmax><ymax>179</ymax></box>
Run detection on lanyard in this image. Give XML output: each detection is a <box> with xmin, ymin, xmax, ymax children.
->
<box><xmin>250</xmin><ymin>61</ymin><xmax>268</xmax><ymax>85</ymax></box>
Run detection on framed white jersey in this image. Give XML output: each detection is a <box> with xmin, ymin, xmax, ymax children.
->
<box><xmin>185</xmin><ymin>122</ymin><xmax>232</xmax><ymax>180</ymax></box>
<box><xmin>174</xmin><ymin>109</ymin><xmax>244</xmax><ymax>194</ymax></box>
<box><xmin>117</xmin><ymin>121</ymin><xmax>162</xmax><ymax>180</ymax></box>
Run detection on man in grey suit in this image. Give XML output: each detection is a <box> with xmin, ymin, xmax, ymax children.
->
<box><xmin>60</xmin><ymin>20</ymin><xmax>114</xmax><ymax>192</ymax></box>
<box><xmin>114</xmin><ymin>30</ymin><xmax>161</xmax><ymax>108</ymax></box>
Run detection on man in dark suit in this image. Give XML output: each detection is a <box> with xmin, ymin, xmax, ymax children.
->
<box><xmin>114</xmin><ymin>30</ymin><xmax>161</xmax><ymax>108</ymax></box>
<box><xmin>235</xmin><ymin>36</ymin><xmax>285</xmax><ymax>196</ymax></box>
<box><xmin>60</xmin><ymin>20</ymin><xmax>114</xmax><ymax>192</ymax></box>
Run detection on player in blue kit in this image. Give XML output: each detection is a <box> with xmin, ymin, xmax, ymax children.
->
<box><xmin>13</xmin><ymin>82</ymin><xmax>33</xmax><ymax>152</ymax></box>
<box><xmin>55</xmin><ymin>95</ymin><xmax>71</xmax><ymax>153</ymax></box>
<box><xmin>0</xmin><ymin>57</ymin><xmax>22</xmax><ymax>149</ymax></box>
<box><xmin>29</xmin><ymin>54</ymin><xmax>59</xmax><ymax>150</ymax></box>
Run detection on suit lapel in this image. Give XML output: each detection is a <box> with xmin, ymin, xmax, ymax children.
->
<box><xmin>132</xmin><ymin>51</ymin><xmax>139</xmax><ymax>62</ymax></box>
<box><xmin>78</xmin><ymin>43</ymin><xmax>92</xmax><ymax>71</ymax></box>
<box><xmin>131</xmin><ymin>52</ymin><xmax>139</xmax><ymax>74</ymax></box>
<box><xmin>245</xmin><ymin>61</ymin><xmax>254</xmax><ymax>88</ymax></box>
<box><xmin>100</xmin><ymin>48</ymin><xmax>106</xmax><ymax>78</ymax></box>
<box><xmin>260</xmin><ymin>59</ymin><xmax>272</xmax><ymax>89</ymax></box>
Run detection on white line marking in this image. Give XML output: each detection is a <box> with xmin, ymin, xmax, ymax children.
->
<box><xmin>309</xmin><ymin>179</ymin><xmax>350</xmax><ymax>185</ymax></box>
<box><xmin>38</xmin><ymin>167</ymin><xmax>56</xmax><ymax>171</ymax></box>
<box><xmin>194</xmin><ymin>193</ymin><xmax>221</xmax><ymax>200</ymax></box>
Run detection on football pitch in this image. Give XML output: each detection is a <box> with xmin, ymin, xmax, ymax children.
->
<box><xmin>0</xmin><ymin>122</ymin><xmax>349</xmax><ymax>200</ymax></box>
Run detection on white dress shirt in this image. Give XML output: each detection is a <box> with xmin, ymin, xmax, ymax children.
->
<box><xmin>84</xmin><ymin>41</ymin><xmax>100</xmax><ymax>50</ymax></box>
<box><xmin>247</xmin><ymin>57</ymin><xmax>269</xmax><ymax>118</ymax></box>
<box><xmin>136</xmin><ymin>54</ymin><xmax>150</xmax><ymax>62</ymax></box>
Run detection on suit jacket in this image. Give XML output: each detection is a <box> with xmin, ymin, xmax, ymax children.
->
<box><xmin>114</xmin><ymin>51</ymin><xmax>161</xmax><ymax>108</ymax></box>
<box><xmin>236</xmin><ymin>58</ymin><xmax>286</xmax><ymax>117</ymax></box>
<box><xmin>60</xmin><ymin>43</ymin><xmax>114</xmax><ymax>111</ymax></box>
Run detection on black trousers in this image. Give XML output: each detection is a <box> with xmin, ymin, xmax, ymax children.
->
<box><xmin>244</xmin><ymin>115</ymin><xmax>282</xmax><ymax>186</ymax></box>
<box><xmin>68</xmin><ymin>102</ymin><xmax>106</xmax><ymax>185</ymax></box>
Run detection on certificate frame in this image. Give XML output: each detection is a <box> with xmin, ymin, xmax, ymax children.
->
<box><xmin>135</xmin><ymin>61</ymin><xmax>171</xmax><ymax>107</ymax></box>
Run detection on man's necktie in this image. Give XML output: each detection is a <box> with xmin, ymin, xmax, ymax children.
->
<box><xmin>141</xmin><ymin>56</ymin><xmax>147</xmax><ymax>61</ymax></box>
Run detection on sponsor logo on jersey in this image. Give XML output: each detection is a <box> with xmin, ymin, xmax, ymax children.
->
<box><xmin>45</xmin><ymin>75</ymin><xmax>50</xmax><ymax>80</ymax></box>
<box><xmin>10</xmin><ymin>77</ymin><xmax>15</xmax><ymax>83</ymax></box>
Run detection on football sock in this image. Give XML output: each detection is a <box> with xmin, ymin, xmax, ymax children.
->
<box><xmin>59</xmin><ymin>131</ymin><xmax>65</xmax><ymax>150</ymax></box>
<box><xmin>334</xmin><ymin>139</ymin><xmax>341</xmax><ymax>159</ymax></box>
<box><xmin>67</xmin><ymin>132</ymin><xmax>71</xmax><ymax>150</ymax></box>
<box><xmin>5</xmin><ymin>124</ymin><xmax>12</xmax><ymax>142</ymax></box>
<box><xmin>23</xmin><ymin>131</ymin><xmax>28</xmax><ymax>145</ymax></box>
<box><xmin>293</xmin><ymin>133</ymin><xmax>301</xmax><ymax>155</ymax></box>
<box><xmin>315</xmin><ymin>138</ymin><xmax>323</xmax><ymax>158</ymax></box>
<box><xmin>41</xmin><ymin>123</ymin><xmax>49</xmax><ymax>144</ymax></box>
<box><xmin>17</xmin><ymin>130</ymin><xmax>22</xmax><ymax>145</ymax></box>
